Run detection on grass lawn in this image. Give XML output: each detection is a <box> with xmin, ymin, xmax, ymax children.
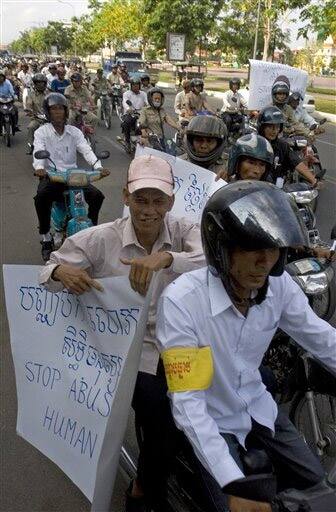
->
<box><xmin>315</xmin><ymin>97</ymin><xmax>336</xmax><ymax>115</ymax></box>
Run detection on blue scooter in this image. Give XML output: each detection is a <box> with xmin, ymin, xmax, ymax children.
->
<box><xmin>34</xmin><ymin>149</ymin><xmax>110</xmax><ymax>247</ymax></box>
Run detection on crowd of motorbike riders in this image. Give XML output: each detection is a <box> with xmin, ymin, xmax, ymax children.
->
<box><xmin>2</xmin><ymin>55</ymin><xmax>336</xmax><ymax>512</ymax></box>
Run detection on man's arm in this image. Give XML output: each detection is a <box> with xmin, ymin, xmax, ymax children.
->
<box><xmin>32</xmin><ymin>126</ymin><xmax>48</xmax><ymax>170</ymax></box>
<box><xmin>74</xmin><ymin>128</ymin><xmax>102</xmax><ymax>169</ymax></box>
<box><xmin>174</xmin><ymin>92</ymin><xmax>183</xmax><ymax>115</ymax></box>
<box><xmin>156</xmin><ymin>294</ymin><xmax>245</xmax><ymax>487</ymax></box>
<box><xmin>168</xmin><ymin>221</ymin><xmax>205</xmax><ymax>273</ymax></box>
<box><xmin>278</xmin><ymin>272</ymin><xmax>336</xmax><ymax>374</ymax></box>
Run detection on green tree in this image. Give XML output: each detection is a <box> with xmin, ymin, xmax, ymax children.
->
<box><xmin>299</xmin><ymin>0</ymin><xmax>336</xmax><ymax>41</ymax></box>
<box><xmin>330</xmin><ymin>56</ymin><xmax>336</xmax><ymax>71</ymax></box>
<box><xmin>10</xmin><ymin>30</ymin><xmax>33</xmax><ymax>54</ymax></box>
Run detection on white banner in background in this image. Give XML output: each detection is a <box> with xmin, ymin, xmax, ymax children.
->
<box><xmin>248</xmin><ymin>59</ymin><xmax>309</xmax><ymax>110</ymax></box>
<box><xmin>3</xmin><ymin>265</ymin><xmax>151</xmax><ymax>511</ymax></box>
<box><xmin>124</xmin><ymin>146</ymin><xmax>227</xmax><ymax>222</ymax></box>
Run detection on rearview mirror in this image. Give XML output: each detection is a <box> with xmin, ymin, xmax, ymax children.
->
<box><xmin>126</xmin><ymin>100</ymin><xmax>132</xmax><ymax>106</ymax></box>
<box><xmin>34</xmin><ymin>150</ymin><xmax>50</xmax><ymax>160</ymax></box>
<box><xmin>96</xmin><ymin>150</ymin><xmax>110</xmax><ymax>160</ymax></box>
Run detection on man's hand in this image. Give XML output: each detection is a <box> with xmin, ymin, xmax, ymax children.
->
<box><xmin>228</xmin><ymin>495</ymin><xmax>272</xmax><ymax>512</ymax></box>
<box><xmin>120</xmin><ymin>252</ymin><xmax>173</xmax><ymax>296</ymax></box>
<box><xmin>100</xmin><ymin>168</ymin><xmax>110</xmax><ymax>177</ymax></box>
<box><xmin>53</xmin><ymin>264</ymin><xmax>104</xmax><ymax>295</ymax></box>
<box><xmin>215</xmin><ymin>168</ymin><xmax>228</xmax><ymax>182</ymax></box>
<box><xmin>34</xmin><ymin>168</ymin><xmax>47</xmax><ymax>178</ymax></box>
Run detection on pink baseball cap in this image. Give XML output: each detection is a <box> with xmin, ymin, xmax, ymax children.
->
<box><xmin>127</xmin><ymin>154</ymin><xmax>174</xmax><ymax>196</ymax></box>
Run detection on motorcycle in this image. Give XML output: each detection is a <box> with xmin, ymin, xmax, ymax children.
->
<box><xmin>111</xmin><ymin>84</ymin><xmax>124</xmax><ymax>120</ymax></box>
<box><xmin>72</xmin><ymin>102</ymin><xmax>96</xmax><ymax>152</ymax></box>
<box><xmin>97</xmin><ymin>90</ymin><xmax>112</xmax><ymax>129</ymax></box>
<box><xmin>0</xmin><ymin>95</ymin><xmax>16</xmax><ymax>147</ymax></box>
<box><xmin>34</xmin><ymin>149</ymin><xmax>110</xmax><ymax>248</ymax></box>
<box><xmin>147</xmin><ymin>132</ymin><xmax>185</xmax><ymax>157</ymax></box>
<box><xmin>116</xmin><ymin>100</ymin><xmax>141</xmax><ymax>154</ymax></box>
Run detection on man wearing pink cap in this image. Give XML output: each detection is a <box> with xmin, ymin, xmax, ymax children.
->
<box><xmin>39</xmin><ymin>154</ymin><xmax>205</xmax><ymax>512</ymax></box>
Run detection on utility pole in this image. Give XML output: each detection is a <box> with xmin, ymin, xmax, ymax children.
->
<box><xmin>253</xmin><ymin>0</ymin><xmax>261</xmax><ymax>60</ymax></box>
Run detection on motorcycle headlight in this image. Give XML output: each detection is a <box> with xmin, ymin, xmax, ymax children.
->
<box><xmin>67</xmin><ymin>172</ymin><xmax>89</xmax><ymax>187</ymax></box>
<box><xmin>290</xmin><ymin>189</ymin><xmax>318</xmax><ymax>204</ymax></box>
<box><xmin>295</xmin><ymin>139</ymin><xmax>308</xmax><ymax>148</ymax></box>
<box><xmin>293</xmin><ymin>271</ymin><xmax>330</xmax><ymax>295</ymax></box>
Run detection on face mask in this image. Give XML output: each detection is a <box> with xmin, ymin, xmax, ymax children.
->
<box><xmin>153</xmin><ymin>100</ymin><xmax>161</xmax><ymax>108</ymax></box>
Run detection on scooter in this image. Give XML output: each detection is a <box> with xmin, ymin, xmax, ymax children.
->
<box><xmin>116</xmin><ymin>100</ymin><xmax>141</xmax><ymax>154</ymax></box>
<box><xmin>97</xmin><ymin>90</ymin><xmax>112</xmax><ymax>129</ymax></box>
<box><xmin>72</xmin><ymin>102</ymin><xmax>96</xmax><ymax>152</ymax></box>
<box><xmin>111</xmin><ymin>84</ymin><xmax>124</xmax><ymax>120</ymax></box>
<box><xmin>0</xmin><ymin>95</ymin><xmax>16</xmax><ymax>147</ymax></box>
<box><xmin>34</xmin><ymin>149</ymin><xmax>110</xmax><ymax>248</ymax></box>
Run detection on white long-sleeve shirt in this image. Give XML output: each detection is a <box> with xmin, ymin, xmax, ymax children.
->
<box><xmin>32</xmin><ymin>123</ymin><xmax>102</xmax><ymax>171</ymax></box>
<box><xmin>156</xmin><ymin>267</ymin><xmax>336</xmax><ymax>488</ymax></box>
<box><xmin>293</xmin><ymin>105</ymin><xmax>316</xmax><ymax>129</ymax></box>
<box><xmin>18</xmin><ymin>70</ymin><xmax>32</xmax><ymax>88</ymax></box>
<box><xmin>122</xmin><ymin>89</ymin><xmax>147</xmax><ymax>112</ymax></box>
<box><xmin>221</xmin><ymin>89</ymin><xmax>247</xmax><ymax>113</ymax></box>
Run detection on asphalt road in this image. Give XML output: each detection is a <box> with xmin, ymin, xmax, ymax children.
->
<box><xmin>1</xmin><ymin>91</ymin><xmax>335</xmax><ymax>512</ymax></box>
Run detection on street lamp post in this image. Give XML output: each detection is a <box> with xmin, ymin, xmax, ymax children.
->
<box><xmin>57</xmin><ymin>0</ymin><xmax>77</xmax><ymax>57</ymax></box>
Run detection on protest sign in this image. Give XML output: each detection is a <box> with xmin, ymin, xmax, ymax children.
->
<box><xmin>248</xmin><ymin>59</ymin><xmax>309</xmax><ymax>110</ymax></box>
<box><xmin>123</xmin><ymin>146</ymin><xmax>227</xmax><ymax>222</ymax></box>
<box><xmin>3</xmin><ymin>265</ymin><xmax>151</xmax><ymax>510</ymax></box>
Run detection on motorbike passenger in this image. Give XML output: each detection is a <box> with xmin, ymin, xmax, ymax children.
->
<box><xmin>65</xmin><ymin>72</ymin><xmax>98</xmax><ymax>130</ymax></box>
<box><xmin>271</xmin><ymin>81</ymin><xmax>307</xmax><ymax>137</ymax></box>
<box><xmin>139</xmin><ymin>87</ymin><xmax>181</xmax><ymax>148</ymax></box>
<box><xmin>181</xmin><ymin>115</ymin><xmax>228</xmax><ymax>178</ymax></box>
<box><xmin>227</xmin><ymin>132</ymin><xmax>273</xmax><ymax>182</ymax></box>
<box><xmin>140</xmin><ymin>73</ymin><xmax>152</xmax><ymax>94</ymax></box>
<box><xmin>119</xmin><ymin>64</ymin><xmax>130</xmax><ymax>85</ymax></box>
<box><xmin>121</xmin><ymin>77</ymin><xmax>147</xmax><ymax>152</ymax></box>
<box><xmin>18</xmin><ymin>63</ymin><xmax>33</xmax><ymax>109</ymax></box>
<box><xmin>50</xmin><ymin>67</ymin><xmax>70</xmax><ymax>95</ymax></box>
<box><xmin>0</xmin><ymin>69</ymin><xmax>19</xmax><ymax>131</ymax></box>
<box><xmin>33</xmin><ymin>93</ymin><xmax>108</xmax><ymax>261</ymax></box>
<box><xmin>92</xmin><ymin>68</ymin><xmax>111</xmax><ymax>104</ymax></box>
<box><xmin>38</xmin><ymin>154</ymin><xmax>205</xmax><ymax>512</ymax></box>
<box><xmin>157</xmin><ymin>181</ymin><xmax>335</xmax><ymax>512</ymax></box>
<box><xmin>174</xmin><ymin>79</ymin><xmax>191</xmax><ymax>122</ymax></box>
<box><xmin>287</xmin><ymin>92</ymin><xmax>321</xmax><ymax>133</ymax></box>
<box><xmin>107</xmin><ymin>64</ymin><xmax>121</xmax><ymax>85</ymax></box>
<box><xmin>257</xmin><ymin>106</ymin><xmax>317</xmax><ymax>186</ymax></box>
<box><xmin>185</xmin><ymin>78</ymin><xmax>215</xmax><ymax>118</ymax></box>
<box><xmin>25</xmin><ymin>73</ymin><xmax>49</xmax><ymax>154</ymax></box>
<box><xmin>221</xmin><ymin>77</ymin><xmax>248</xmax><ymax>133</ymax></box>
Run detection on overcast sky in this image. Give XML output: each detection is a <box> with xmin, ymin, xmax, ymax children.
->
<box><xmin>1</xmin><ymin>0</ymin><xmax>308</xmax><ymax>49</ymax></box>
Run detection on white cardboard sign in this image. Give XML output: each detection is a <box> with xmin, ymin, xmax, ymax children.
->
<box><xmin>248</xmin><ymin>59</ymin><xmax>309</xmax><ymax>110</ymax></box>
<box><xmin>124</xmin><ymin>146</ymin><xmax>227</xmax><ymax>222</ymax></box>
<box><xmin>3</xmin><ymin>265</ymin><xmax>151</xmax><ymax>510</ymax></box>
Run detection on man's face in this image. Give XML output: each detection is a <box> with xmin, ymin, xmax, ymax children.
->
<box><xmin>35</xmin><ymin>81</ymin><xmax>47</xmax><ymax>92</ymax></box>
<box><xmin>131</xmin><ymin>83</ymin><xmax>140</xmax><ymax>94</ymax></box>
<box><xmin>112</xmin><ymin>68</ymin><xmax>118</xmax><ymax>74</ymax></box>
<box><xmin>0</xmin><ymin>75</ymin><xmax>5</xmax><ymax>84</ymax></box>
<box><xmin>72</xmin><ymin>79</ymin><xmax>82</xmax><ymax>89</ymax></box>
<box><xmin>123</xmin><ymin>188</ymin><xmax>174</xmax><ymax>236</ymax></box>
<box><xmin>57</xmin><ymin>69</ymin><xmax>66</xmax><ymax>80</ymax></box>
<box><xmin>289</xmin><ymin>99</ymin><xmax>299</xmax><ymax>110</ymax></box>
<box><xmin>97</xmin><ymin>71</ymin><xmax>103</xmax><ymax>79</ymax></box>
<box><xmin>194</xmin><ymin>85</ymin><xmax>202</xmax><ymax>95</ymax></box>
<box><xmin>192</xmin><ymin>136</ymin><xmax>217</xmax><ymax>155</ymax></box>
<box><xmin>263</xmin><ymin>123</ymin><xmax>280</xmax><ymax>141</ymax></box>
<box><xmin>238</xmin><ymin>157</ymin><xmax>266</xmax><ymax>180</ymax></box>
<box><xmin>22</xmin><ymin>65</ymin><xmax>28</xmax><ymax>73</ymax></box>
<box><xmin>229</xmin><ymin>247</ymin><xmax>280</xmax><ymax>291</ymax></box>
<box><xmin>49</xmin><ymin>104</ymin><xmax>66</xmax><ymax>124</ymax></box>
<box><xmin>231</xmin><ymin>84</ymin><xmax>239</xmax><ymax>92</ymax></box>
<box><xmin>49</xmin><ymin>67</ymin><xmax>57</xmax><ymax>75</ymax></box>
<box><xmin>275</xmin><ymin>92</ymin><xmax>287</xmax><ymax>103</ymax></box>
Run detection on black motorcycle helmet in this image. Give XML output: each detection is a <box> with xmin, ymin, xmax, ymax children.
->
<box><xmin>185</xmin><ymin>115</ymin><xmax>227</xmax><ymax>167</ymax></box>
<box><xmin>201</xmin><ymin>181</ymin><xmax>308</xmax><ymax>302</ymax></box>
<box><xmin>190</xmin><ymin>78</ymin><xmax>204</xmax><ymax>92</ymax></box>
<box><xmin>32</xmin><ymin>72</ymin><xmax>47</xmax><ymax>91</ymax></box>
<box><xmin>70</xmin><ymin>72</ymin><xmax>82</xmax><ymax>82</ymax></box>
<box><xmin>43</xmin><ymin>93</ymin><xmax>69</xmax><ymax>121</ymax></box>
<box><xmin>228</xmin><ymin>133</ymin><xmax>274</xmax><ymax>180</ymax></box>
<box><xmin>229</xmin><ymin>77</ymin><xmax>241</xmax><ymax>90</ymax></box>
<box><xmin>272</xmin><ymin>81</ymin><xmax>290</xmax><ymax>106</ymax></box>
<box><xmin>288</xmin><ymin>91</ymin><xmax>304</xmax><ymax>109</ymax></box>
<box><xmin>257</xmin><ymin>106</ymin><xmax>284</xmax><ymax>135</ymax></box>
<box><xmin>130</xmin><ymin>77</ymin><xmax>141</xmax><ymax>91</ymax></box>
<box><xmin>141</xmin><ymin>73</ymin><xmax>150</xmax><ymax>84</ymax></box>
<box><xmin>147</xmin><ymin>87</ymin><xmax>164</xmax><ymax>108</ymax></box>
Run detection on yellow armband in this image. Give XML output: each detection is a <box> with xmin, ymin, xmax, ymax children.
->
<box><xmin>162</xmin><ymin>346</ymin><xmax>213</xmax><ymax>392</ymax></box>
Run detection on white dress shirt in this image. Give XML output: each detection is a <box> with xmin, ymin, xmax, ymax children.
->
<box><xmin>18</xmin><ymin>70</ymin><xmax>32</xmax><ymax>88</ymax></box>
<box><xmin>32</xmin><ymin>123</ymin><xmax>102</xmax><ymax>171</ymax></box>
<box><xmin>221</xmin><ymin>90</ymin><xmax>248</xmax><ymax>113</ymax></box>
<box><xmin>122</xmin><ymin>90</ymin><xmax>147</xmax><ymax>112</ymax></box>
<box><xmin>293</xmin><ymin>105</ymin><xmax>316</xmax><ymax>129</ymax></box>
<box><xmin>156</xmin><ymin>267</ymin><xmax>336</xmax><ymax>488</ymax></box>
<box><xmin>39</xmin><ymin>215</ymin><xmax>205</xmax><ymax>374</ymax></box>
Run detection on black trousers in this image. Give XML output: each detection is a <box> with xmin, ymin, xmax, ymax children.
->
<box><xmin>34</xmin><ymin>178</ymin><xmax>104</xmax><ymax>234</ymax></box>
<box><xmin>121</xmin><ymin>112</ymin><xmax>137</xmax><ymax>143</ymax></box>
<box><xmin>192</xmin><ymin>411</ymin><xmax>325</xmax><ymax>512</ymax></box>
<box><xmin>132</xmin><ymin>363</ymin><xmax>181</xmax><ymax>510</ymax></box>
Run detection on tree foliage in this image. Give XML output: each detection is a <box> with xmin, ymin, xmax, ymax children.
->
<box><xmin>299</xmin><ymin>0</ymin><xmax>336</xmax><ymax>41</ymax></box>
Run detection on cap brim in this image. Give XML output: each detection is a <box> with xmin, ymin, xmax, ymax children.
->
<box><xmin>128</xmin><ymin>178</ymin><xmax>174</xmax><ymax>196</ymax></box>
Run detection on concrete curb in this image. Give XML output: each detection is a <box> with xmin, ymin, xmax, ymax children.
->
<box><xmin>315</xmin><ymin>111</ymin><xmax>336</xmax><ymax>124</ymax></box>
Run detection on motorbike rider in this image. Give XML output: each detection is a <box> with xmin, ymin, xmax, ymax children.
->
<box><xmin>271</xmin><ymin>80</ymin><xmax>307</xmax><ymax>137</ymax></box>
<box><xmin>120</xmin><ymin>77</ymin><xmax>147</xmax><ymax>151</ymax></box>
<box><xmin>38</xmin><ymin>154</ymin><xmax>205</xmax><ymax>512</ymax></box>
<box><xmin>0</xmin><ymin>69</ymin><xmax>19</xmax><ymax>131</ymax></box>
<box><xmin>287</xmin><ymin>92</ymin><xmax>322</xmax><ymax>134</ymax></box>
<box><xmin>119</xmin><ymin>63</ymin><xmax>130</xmax><ymax>85</ymax></box>
<box><xmin>185</xmin><ymin>78</ymin><xmax>215</xmax><ymax>118</ymax></box>
<box><xmin>18</xmin><ymin>62</ymin><xmax>33</xmax><ymax>109</ymax></box>
<box><xmin>25</xmin><ymin>73</ymin><xmax>49</xmax><ymax>155</ymax></box>
<box><xmin>181</xmin><ymin>115</ymin><xmax>228</xmax><ymax>178</ymax></box>
<box><xmin>174</xmin><ymin>79</ymin><xmax>191</xmax><ymax>122</ymax></box>
<box><xmin>257</xmin><ymin>106</ymin><xmax>318</xmax><ymax>187</ymax></box>
<box><xmin>107</xmin><ymin>64</ymin><xmax>121</xmax><ymax>85</ymax></box>
<box><xmin>221</xmin><ymin>77</ymin><xmax>248</xmax><ymax>134</ymax></box>
<box><xmin>157</xmin><ymin>180</ymin><xmax>335</xmax><ymax>512</ymax></box>
<box><xmin>140</xmin><ymin>73</ymin><xmax>152</xmax><ymax>94</ymax></box>
<box><xmin>33</xmin><ymin>93</ymin><xmax>108</xmax><ymax>261</ymax></box>
<box><xmin>46</xmin><ymin>63</ymin><xmax>58</xmax><ymax>89</ymax></box>
<box><xmin>139</xmin><ymin>87</ymin><xmax>181</xmax><ymax>147</ymax></box>
<box><xmin>92</xmin><ymin>67</ymin><xmax>111</xmax><ymax>104</ymax></box>
<box><xmin>65</xmin><ymin>72</ymin><xmax>98</xmax><ymax>131</ymax></box>
<box><xmin>50</xmin><ymin>66</ymin><xmax>70</xmax><ymax>95</ymax></box>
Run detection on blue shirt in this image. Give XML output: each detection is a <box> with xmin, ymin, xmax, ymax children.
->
<box><xmin>50</xmin><ymin>78</ymin><xmax>70</xmax><ymax>95</ymax></box>
<box><xmin>0</xmin><ymin>79</ymin><xmax>15</xmax><ymax>98</ymax></box>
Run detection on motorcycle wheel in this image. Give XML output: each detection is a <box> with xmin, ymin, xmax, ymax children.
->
<box><xmin>116</xmin><ymin>103</ymin><xmax>123</xmax><ymax>122</ymax></box>
<box><xmin>290</xmin><ymin>391</ymin><xmax>336</xmax><ymax>478</ymax></box>
<box><xmin>309</xmin><ymin>277</ymin><xmax>336</xmax><ymax>322</ymax></box>
<box><xmin>103</xmin><ymin>106</ymin><xmax>111</xmax><ymax>129</ymax></box>
<box><xmin>5</xmin><ymin>121</ymin><xmax>11</xmax><ymax>147</ymax></box>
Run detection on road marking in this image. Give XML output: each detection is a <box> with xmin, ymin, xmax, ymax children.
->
<box><xmin>316</xmin><ymin>139</ymin><xmax>336</xmax><ymax>148</ymax></box>
<box><xmin>325</xmin><ymin>175</ymin><xmax>336</xmax><ymax>185</ymax></box>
